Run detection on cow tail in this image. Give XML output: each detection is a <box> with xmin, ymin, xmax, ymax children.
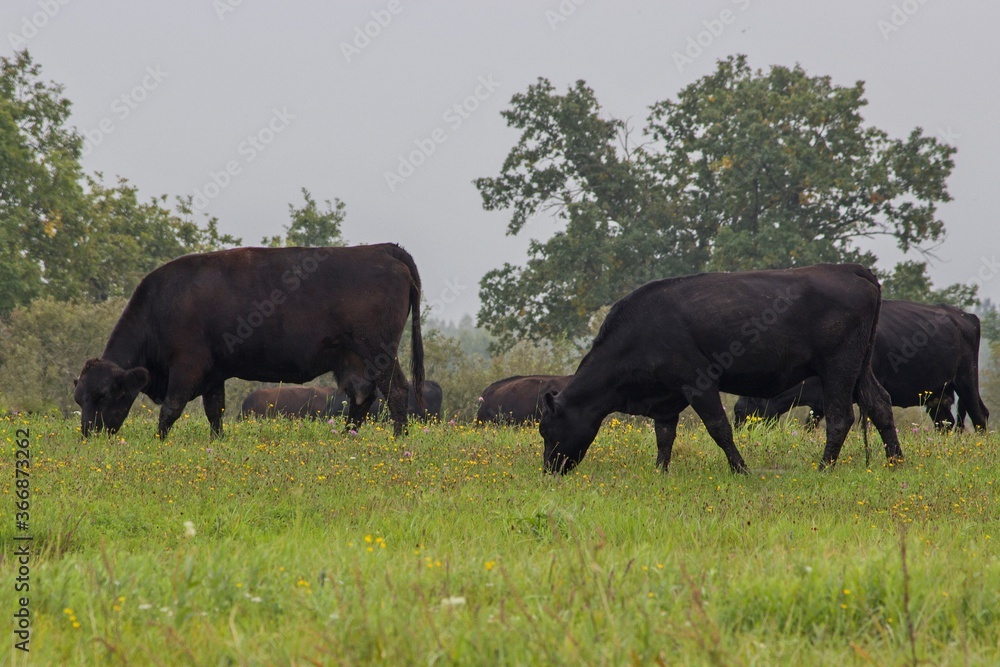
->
<box><xmin>390</xmin><ymin>244</ymin><xmax>425</xmax><ymax>411</ymax></box>
<box><xmin>855</xmin><ymin>265</ymin><xmax>884</xmax><ymax>467</ymax></box>
<box><xmin>410</xmin><ymin>275</ymin><xmax>425</xmax><ymax>411</ymax></box>
<box><xmin>860</xmin><ymin>405</ymin><xmax>871</xmax><ymax>468</ymax></box>
<box><xmin>853</xmin><ymin>265</ymin><xmax>883</xmax><ymax>407</ymax></box>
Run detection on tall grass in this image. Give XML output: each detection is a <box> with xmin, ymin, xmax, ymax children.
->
<box><xmin>2</xmin><ymin>412</ymin><xmax>998</xmax><ymax>665</ymax></box>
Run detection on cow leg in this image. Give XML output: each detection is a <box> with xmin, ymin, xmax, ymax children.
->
<box><xmin>819</xmin><ymin>374</ymin><xmax>857</xmax><ymax>468</ymax></box>
<box><xmin>157</xmin><ymin>397</ymin><xmax>188</xmax><ymax>440</ymax></box>
<box><xmin>376</xmin><ymin>357</ymin><xmax>410</xmax><ymax>437</ymax></box>
<box><xmin>654</xmin><ymin>414</ymin><xmax>680</xmax><ymax>472</ymax></box>
<box><xmin>335</xmin><ymin>354</ymin><xmax>380</xmax><ymax>432</ymax></box>
<box><xmin>925</xmin><ymin>389</ymin><xmax>956</xmax><ymax>431</ymax></box>
<box><xmin>345</xmin><ymin>391</ymin><xmax>377</xmax><ymax>432</ymax></box>
<box><xmin>203</xmin><ymin>383</ymin><xmax>226</xmax><ymax>439</ymax></box>
<box><xmin>952</xmin><ymin>371</ymin><xmax>989</xmax><ymax>431</ymax></box>
<box><xmin>687</xmin><ymin>391</ymin><xmax>748</xmax><ymax>474</ymax></box>
<box><xmin>157</xmin><ymin>365</ymin><xmax>202</xmax><ymax>440</ymax></box>
<box><xmin>853</xmin><ymin>368</ymin><xmax>903</xmax><ymax>463</ymax></box>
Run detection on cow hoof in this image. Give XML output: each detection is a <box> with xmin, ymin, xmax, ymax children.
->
<box><xmin>817</xmin><ymin>459</ymin><xmax>836</xmax><ymax>471</ymax></box>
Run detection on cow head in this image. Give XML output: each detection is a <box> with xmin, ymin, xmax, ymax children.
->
<box><xmin>539</xmin><ymin>391</ymin><xmax>600</xmax><ymax>474</ymax></box>
<box><xmin>74</xmin><ymin>359</ymin><xmax>149</xmax><ymax>437</ymax></box>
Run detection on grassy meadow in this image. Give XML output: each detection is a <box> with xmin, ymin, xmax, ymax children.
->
<box><xmin>1</xmin><ymin>406</ymin><xmax>998</xmax><ymax>666</ymax></box>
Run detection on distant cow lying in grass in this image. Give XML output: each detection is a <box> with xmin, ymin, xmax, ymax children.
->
<box><xmin>241</xmin><ymin>381</ymin><xmax>443</xmax><ymax>423</ymax></box>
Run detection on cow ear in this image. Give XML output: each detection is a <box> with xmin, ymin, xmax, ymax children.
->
<box><xmin>122</xmin><ymin>367</ymin><xmax>150</xmax><ymax>393</ymax></box>
<box><xmin>542</xmin><ymin>390</ymin><xmax>559</xmax><ymax>415</ymax></box>
<box><xmin>73</xmin><ymin>377</ymin><xmax>79</xmax><ymax>388</ymax></box>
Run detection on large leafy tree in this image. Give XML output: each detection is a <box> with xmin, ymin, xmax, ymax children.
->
<box><xmin>0</xmin><ymin>51</ymin><xmax>84</xmax><ymax>312</ymax></box>
<box><xmin>474</xmin><ymin>80</ymin><xmax>698</xmax><ymax>350</ymax></box>
<box><xmin>646</xmin><ymin>55</ymin><xmax>955</xmax><ymax>272</ymax></box>
<box><xmin>39</xmin><ymin>178</ymin><xmax>241</xmax><ymax>302</ymax></box>
<box><xmin>0</xmin><ymin>52</ymin><xmax>240</xmax><ymax>312</ymax></box>
<box><xmin>476</xmin><ymin>56</ymin><xmax>964</xmax><ymax>349</ymax></box>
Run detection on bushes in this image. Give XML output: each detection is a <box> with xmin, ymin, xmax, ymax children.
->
<box><xmin>0</xmin><ymin>297</ymin><xmax>126</xmax><ymax>414</ymax></box>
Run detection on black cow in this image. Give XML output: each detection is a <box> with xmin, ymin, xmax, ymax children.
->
<box><xmin>241</xmin><ymin>381</ymin><xmax>443</xmax><ymax>422</ymax></box>
<box><xmin>733</xmin><ymin>300</ymin><xmax>989</xmax><ymax>431</ymax></box>
<box><xmin>476</xmin><ymin>375</ymin><xmax>573</xmax><ymax>424</ymax></box>
<box><xmin>74</xmin><ymin>244</ymin><xmax>424</xmax><ymax>439</ymax></box>
<box><xmin>240</xmin><ymin>386</ymin><xmax>341</xmax><ymax>420</ymax></box>
<box><xmin>540</xmin><ymin>264</ymin><xmax>902</xmax><ymax>474</ymax></box>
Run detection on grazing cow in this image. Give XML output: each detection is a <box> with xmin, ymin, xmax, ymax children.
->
<box><xmin>240</xmin><ymin>381</ymin><xmax>443</xmax><ymax>422</ymax></box>
<box><xmin>733</xmin><ymin>300</ymin><xmax>989</xmax><ymax>431</ymax></box>
<box><xmin>74</xmin><ymin>244</ymin><xmax>424</xmax><ymax>439</ymax></box>
<box><xmin>539</xmin><ymin>264</ymin><xmax>902</xmax><ymax>474</ymax></box>
<box><xmin>476</xmin><ymin>375</ymin><xmax>573</xmax><ymax>424</ymax></box>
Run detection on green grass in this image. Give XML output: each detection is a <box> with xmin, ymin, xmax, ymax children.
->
<box><xmin>2</xmin><ymin>410</ymin><xmax>998</xmax><ymax>665</ymax></box>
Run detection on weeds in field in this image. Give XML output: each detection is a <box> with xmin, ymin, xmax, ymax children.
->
<box><xmin>1</xmin><ymin>412</ymin><xmax>998</xmax><ymax>664</ymax></box>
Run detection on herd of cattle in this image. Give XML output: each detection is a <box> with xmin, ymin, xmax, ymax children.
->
<box><xmin>73</xmin><ymin>245</ymin><xmax>989</xmax><ymax>474</ymax></box>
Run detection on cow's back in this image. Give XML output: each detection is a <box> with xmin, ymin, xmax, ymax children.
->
<box><xmin>122</xmin><ymin>245</ymin><xmax>418</xmax><ymax>393</ymax></box>
<box><xmin>581</xmin><ymin>263</ymin><xmax>883</xmax><ymax>401</ymax></box>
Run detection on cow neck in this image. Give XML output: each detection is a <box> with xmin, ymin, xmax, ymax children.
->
<box><xmin>101</xmin><ymin>302</ymin><xmax>149</xmax><ymax>371</ymax></box>
<box><xmin>561</xmin><ymin>367</ymin><xmax>617</xmax><ymax>426</ymax></box>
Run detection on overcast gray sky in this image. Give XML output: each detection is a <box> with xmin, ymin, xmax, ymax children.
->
<box><xmin>5</xmin><ymin>1</ymin><xmax>999</xmax><ymax>322</ymax></box>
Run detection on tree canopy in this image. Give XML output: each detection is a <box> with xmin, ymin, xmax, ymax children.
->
<box><xmin>0</xmin><ymin>51</ymin><xmax>83</xmax><ymax>312</ymax></box>
<box><xmin>0</xmin><ymin>51</ymin><xmax>242</xmax><ymax>312</ymax></box>
<box><xmin>262</xmin><ymin>188</ymin><xmax>346</xmax><ymax>247</ymax></box>
<box><xmin>475</xmin><ymin>55</ymin><xmax>969</xmax><ymax>350</ymax></box>
<box><xmin>0</xmin><ymin>52</ymin><xmax>357</xmax><ymax>313</ymax></box>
